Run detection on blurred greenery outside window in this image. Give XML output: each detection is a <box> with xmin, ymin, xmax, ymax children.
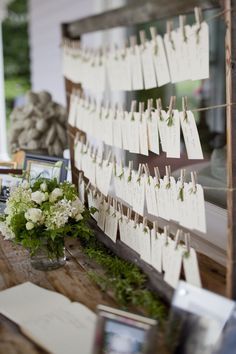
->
<box><xmin>2</xmin><ymin>0</ymin><xmax>30</xmax><ymax>131</ymax></box>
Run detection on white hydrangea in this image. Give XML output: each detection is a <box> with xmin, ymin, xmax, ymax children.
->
<box><xmin>0</xmin><ymin>222</ymin><xmax>15</xmax><ymax>240</ymax></box>
<box><xmin>5</xmin><ymin>186</ymin><xmax>34</xmax><ymax>215</ymax></box>
<box><xmin>49</xmin><ymin>188</ymin><xmax>63</xmax><ymax>203</ymax></box>
<box><xmin>25</xmin><ymin>208</ymin><xmax>43</xmax><ymax>223</ymax></box>
<box><xmin>45</xmin><ymin>199</ymin><xmax>72</xmax><ymax>230</ymax></box>
<box><xmin>31</xmin><ymin>191</ymin><xmax>47</xmax><ymax>205</ymax></box>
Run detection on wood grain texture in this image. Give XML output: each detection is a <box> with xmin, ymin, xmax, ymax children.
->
<box><xmin>225</xmin><ymin>0</ymin><xmax>236</xmax><ymax>299</ymax></box>
<box><xmin>0</xmin><ymin>235</ymin><xmax>116</xmax><ymax>353</ymax></box>
<box><xmin>64</xmin><ymin>0</ymin><xmax>221</xmax><ymax>38</ymax></box>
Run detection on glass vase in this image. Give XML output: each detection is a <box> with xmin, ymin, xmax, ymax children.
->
<box><xmin>30</xmin><ymin>242</ymin><xmax>66</xmax><ymax>271</ymax></box>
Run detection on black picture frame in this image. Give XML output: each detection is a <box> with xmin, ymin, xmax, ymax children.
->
<box><xmin>0</xmin><ymin>169</ymin><xmax>23</xmax><ymax>203</ymax></box>
<box><xmin>93</xmin><ymin>305</ymin><xmax>158</xmax><ymax>354</ymax></box>
<box><xmin>24</xmin><ymin>153</ymin><xmax>69</xmax><ymax>183</ymax></box>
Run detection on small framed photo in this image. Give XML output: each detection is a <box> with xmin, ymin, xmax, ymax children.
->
<box><xmin>93</xmin><ymin>305</ymin><xmax>157</xmax><ymax>354</ymax></box>
<box><xmin>24</xmin><ymin>153</ymin><xmax>69</xmax><ymax>182</ymax></box>
<box><xmin>0</xmin><ymin>169</ymin><xmax>23</xmax><ymax>203</ymax></box>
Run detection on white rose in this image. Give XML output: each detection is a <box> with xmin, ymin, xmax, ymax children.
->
<box><xmin>26</xmin><ymin>221</ymin><xmax>35</xmax><ymax>230</ymax></box>
<box><xmin>71</xmin><ymin>197</ymin><xmax>84</xmax><ymax>214</ymax></box>
<box><xmin>40</xmin><ymin>182</ymin><xmax>47</xmax><ymax>192</ymax></box>
<box><xmin>75</xmin><ymin>213</ymin><xmax>83</xmax><ymax>222</ymax></box>
<box><xmin>49</xmin><ymin>188</ymin><xmax>63</xmax><ymax>203</ymax></box>
<box><xmin>31</xmin><ymin>191</ymin><xmax>46</xmax><ymax>204</ymax></box>
<box><xmin>25</xmin><ymin>208</ymin><xmax>43</xmax><ymax>223</ymax></box>
<box><xmin>22</xmin><ymin>180</ymin><xmax>30</xmax><ymax>189</ymax></box>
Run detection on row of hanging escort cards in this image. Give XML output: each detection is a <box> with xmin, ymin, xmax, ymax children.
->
<box><xmin>62</xmin><ymin>9</ymin><xmax>209</xmax><ymax>91</ymax></box>
<box><xmin>74</xmin><ymin>140</ymin><xmax>206</xmax><ymax>233</ymax></box>
<box><xmin>81</xmin><ymin>180</ymin><xmax>202</xmax><ymax>290</ymax></box>
<box><xmin>69</xmin><ymin>94</ymin><xmax>203</xmax><ymax>160</ymax></box>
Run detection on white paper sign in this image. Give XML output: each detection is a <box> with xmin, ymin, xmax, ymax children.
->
<box><xmin>183</xmin><ymin>247</ymin><xmax>202</xmax><ymax>288</ymax></box>
<box><xmin>152</xmin><ymin>35</ymin><xmax>170</xmax><ymax>86</ymax></box>
<box><xmin>140</xmin><ymin>42</ymin><xmax>157</xmax><ymax>89</ymax></box>
<box><xmin>129</xmin><ymin>45</ymin><xmax>144</xmax><ymax>90</ymax></box>
<box><xmin>166</xmin><ymin>109</ymin><xmax>180</xmax><ymax>158</ymax></box>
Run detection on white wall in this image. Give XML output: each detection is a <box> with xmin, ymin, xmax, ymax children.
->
<box><xmin>29</xmin><ymin>0</ymin><xmax>126</xmax><ymax>106</ymax></box>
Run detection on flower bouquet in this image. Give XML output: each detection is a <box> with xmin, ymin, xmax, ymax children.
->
<box><xmin>0</xmin><ymin>178</ymin><xmax>93</xmax><ymax>270</ymax></box>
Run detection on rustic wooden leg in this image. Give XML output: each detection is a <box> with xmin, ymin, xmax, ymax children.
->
<box><xmin>225</xmin><ymin>0</ymin><xmax>236</xmax><ymax>298</ymax></box>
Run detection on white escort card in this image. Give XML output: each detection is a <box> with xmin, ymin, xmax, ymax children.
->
<box><xmin>180</xmin><ymin>109</ymin><xmax>203</xmax><ymax>159</ymax></box>
<box><xmin>62</xmin><ymin>9</ymin><xmax>209</xmax><ymax>92</ymax></box>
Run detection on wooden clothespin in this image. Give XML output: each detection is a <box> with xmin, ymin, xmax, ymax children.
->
<box><xmin>180</xmin><ymin>169</ymin><xmax>186</xmax><ymax>186</ymax></box>
<box><xmin>139</xmin><ymin>30</ymin><xmax>146</xmax><ymax>50</ymax></box>
<box><xmin>134</xmin><ymin>213</ymin><xmax>139</xmax><ymax>228</ymax></box>
<box><xmin>185</xmin><ymin>233</ymin><xmax>191</xmax><ymax>254</ymax></box>
<box><xmin>164</xmin><ymin>225</ymin><xmax>169</xmax><ymax>245</ymax></box>
<box><xmin>167</xmin><ymin>20</ymin><xmax>175</xmax><ymax>50</ymax></box>
<box><xmin>154</xmin><ymin>166</ymin><xmax>161</xmax><ymax>187</ymax></box>
<box><xmin>153</xmin><ymin>221</ymin><xmax>159</xmax><ymax>237</ymax></box>
<box><xmin>118</xmin><ymin>203</ymin><xmax>124</xmax><ymax>220</ymax></box>
<box><xmin>182</xmin><ymin>96</ymin><xmax>188</xmax><ymax>121</ymax></box>
<box><xmin>194</xmin><ymin>7</ymin><xmax>203</xmax><ymax>43</ymax></box>
<box><xmin>191</xmin><ymin>171</ymin><xmax>197</xmax><ymax>193</ymax></box>
<box><xmin>174</xmin><ymin>229</ymin><xmax>182</xmax><ymax>249</ymax></box>
<box><xmin>165</xmin><ymin>165</ymin><xmax>171</xmax><ymax>185</ymax></box>
<box><xmin>107</xmin><ymin>195</ymin><xmax>112</xmax><ymax>212</ymax></box>
<box><xmin>147</xmin><ymin>98</ymin><xmax>153</xmax><ymax>119</ymax></box>
<box><xmin>144</xmin><ymin>163</ymin><xmax>151</xmax><ymax>177</ymax></box>
<box><xmin>143</xmin><ymin>217</ymin><xmax>148</xmax><ymax>232</ymax></box>
<box><xmin>130</xmin><ymin>100</ymin><xmax>137</xmax><ymax>120</ymax></box>
<box><xmin>106</xmin><ymin>150</ymin><xmax>112</xmax><ymax>166</ymax></box>
<box><xmin>129</xmin><ymin>35</ymin><xmax>137</xmax><ymax>54</ymax></box>
<box><xmin>150</xmin><ymin>26</ymin><xmax>158</xmax><ymax>54</ymax></box>
<box><xmin>86</xmin><ymin>181</ymin><xmax>91</xmax><ymax>192</ymax></box>
<box><xmin>139</xmin><ymin>101</ymin><xmax>145</xmax><ymax>121</ymax></box>
<box><xmin>194</xmin><ymin>7</ymin><xmax>202</xmax><ymax>29</ymax></box>
<box><xmin>167</xmin><ymin>96</ymin><xmax>176</xmax><ymax>126</ymax></box>
<box><xmin>179</xmin><ymin>15</ymin><xmax>187</xmax><ymax>42</ymax></box>
<box><xmin>128</xmin><ymin>160</ymin><xmax>133</xmax><ymax>182</ymax></box>
<box><xmin>156</xmin><ymin>98</ymin><xmax>164</xmax><ymax>121</ymax></box>
<box><xmin>127</xmin><ymin>207</ymin><xmax>132</xmax><ymax>222</ymax></box>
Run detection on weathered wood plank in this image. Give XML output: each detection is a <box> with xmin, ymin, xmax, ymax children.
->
<box><xmin>64</xmin><ymin>0</ymin><xmax>221</xmax><ymax>38</ymax></box>
<box><xmin>225</xmin><ymin>0</ymin><xmax>236</xmax><ymax>299</ymax></box>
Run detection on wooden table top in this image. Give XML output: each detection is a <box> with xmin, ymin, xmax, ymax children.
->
<box><xmin>0</xmin><ymin>235</ymin><xmax>117</xmax><ymax>354</ymax></box>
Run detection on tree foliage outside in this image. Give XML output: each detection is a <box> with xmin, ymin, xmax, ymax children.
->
<box><xmin>2</xmin><ymin>0</ymin><xmax>30</xmax><ymax>126</ymax></box>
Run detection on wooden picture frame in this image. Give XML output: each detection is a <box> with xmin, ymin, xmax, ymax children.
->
<box><xmin>24</xmin><ymin>153</ymin><xmax>69</xmax><ymax>183</ymax></box>
<box><xmin>93</xmin><ymin>305</ymin><xmax>157</xmax><ymax>354</ymax></box>
<box><xmin>0</xmin><ymin>169</ymin><xmax>23</xmax><ymax>202</ymax></box>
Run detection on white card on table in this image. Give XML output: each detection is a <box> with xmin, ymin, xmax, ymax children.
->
<box><xmin>180</xmin><ymin>111</ymin><xmax>203</xmax><ymax>159</ymax></box>
<box><xmin>189</xmin><ymin>22</ymin><xmax>209</xmax><ymax>80</ymax></box>
<box><xmin>138</xmin><ymin>224</ymin><xmax>151</xmax><ymax>264</ymax></box>
<box><xmin>129</xmin><ymin>113</ymin><xmax>140</xmax><ymax>154</ymax></box>
<box><xmin>164</xmin><ymin>241</ymin><xmax>183</xmax><ymax>288</ymax></box>
<box><xmin>166</xmin><ymin>109</ymin><xmax>180</xmax><ymax>158</ymax></box>
<box><xmin>140</xmin><ymin>42</ymin><xmax>157</xmax><ymax>89</ymax></box>
<box><xmin>150</xmin><ymin>229</ymin><xmax>162</xmax><ymax>272</ymax></box>
<box><xmin>152</xmin><ymin>35</ymin><xmax>170</xmax><ymax>86</ymax></box>
<box><xmin>129</xmin><ymin>45</ymin><xmax>144</xmax><ymax>90</ymax></box>
<box><xmin>147</xmin><ymin>111</ymin><xmax>160</xmax><ymax>155</ymax></box>
<box><xmin>183</xmin><ymin>247</ymin><xmax>202</xmax><ymax>288</ymax></box>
